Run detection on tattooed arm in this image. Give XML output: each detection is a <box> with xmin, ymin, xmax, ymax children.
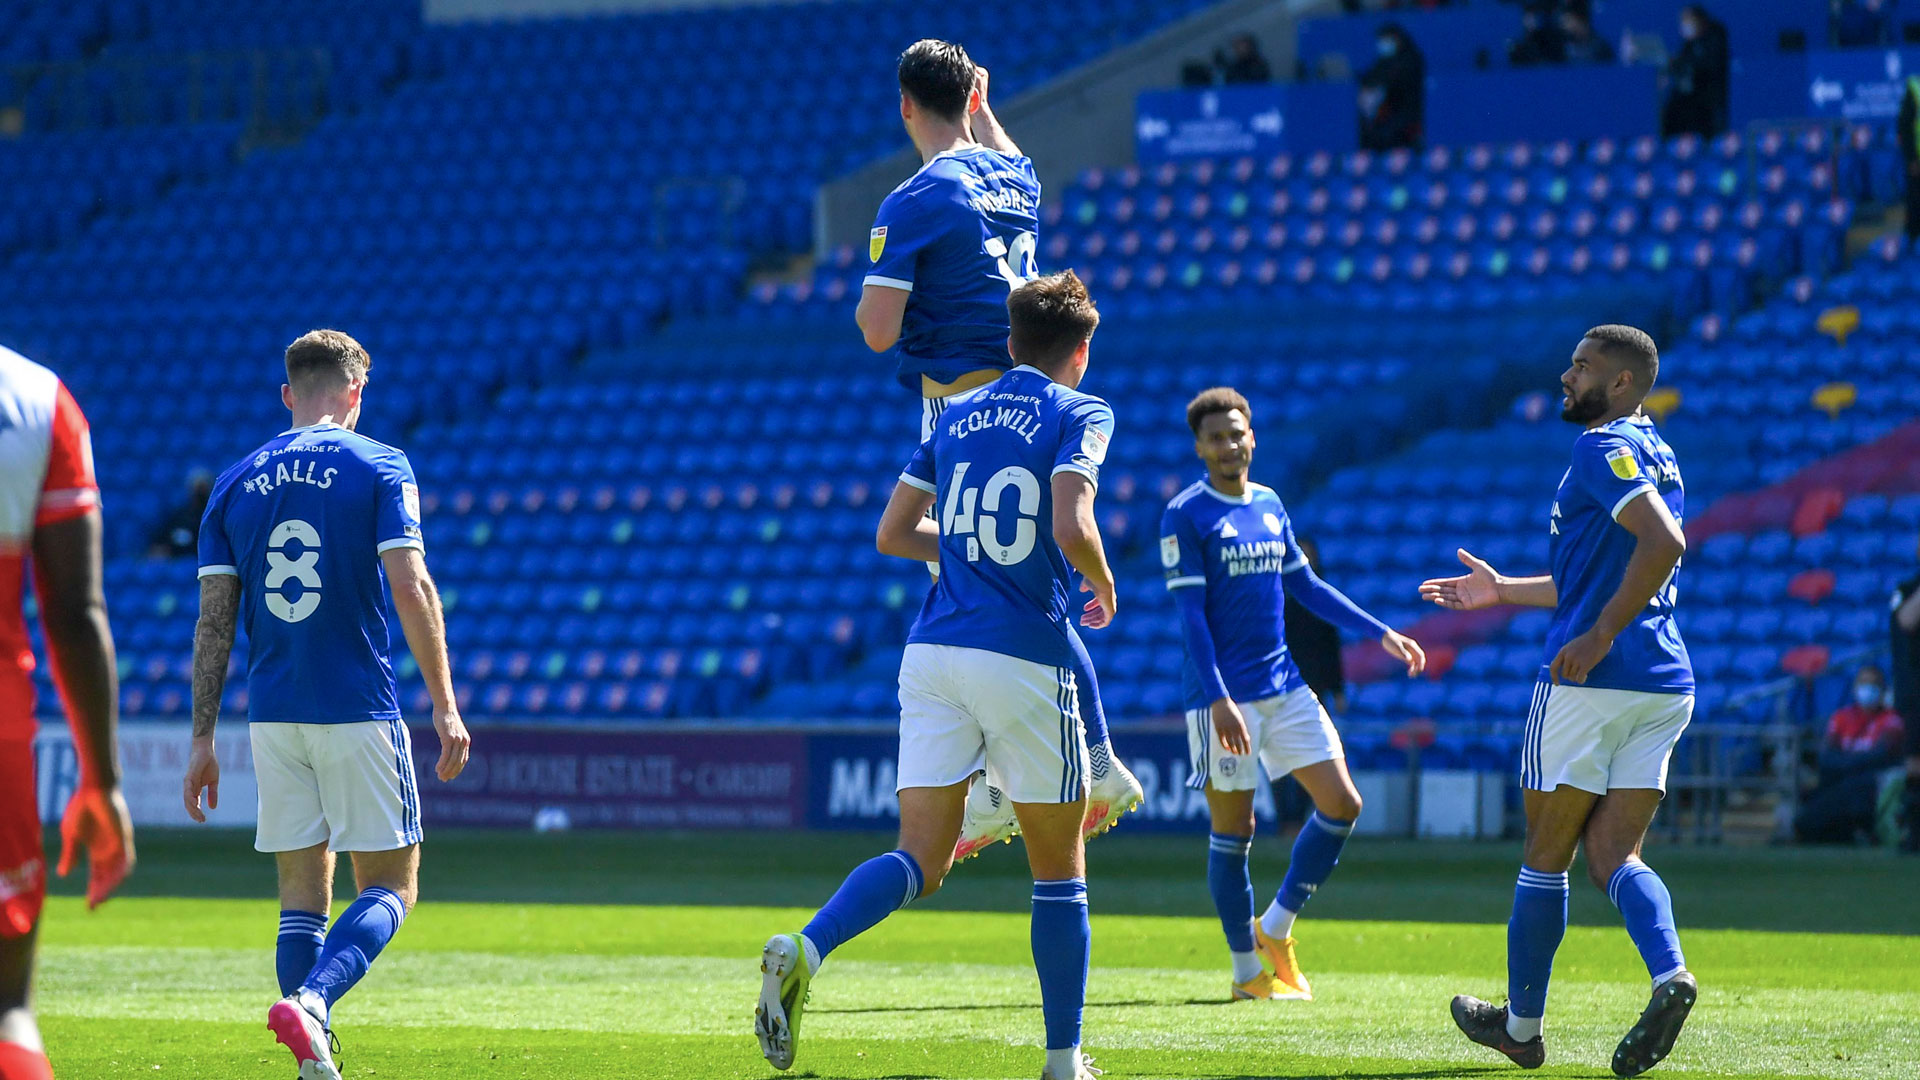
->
<box><xmin>183</xmin><ymin>573</ymin><xmax>239</xmax><ymax>822</ymax></box>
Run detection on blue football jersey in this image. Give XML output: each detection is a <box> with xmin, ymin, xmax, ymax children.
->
<box><xmin>198</xmin><ymin>422</ymin><xmax>425</xmax><ymax>724</ymax></box>
<box><xmin>901</xmin><ymin>366</ymin><xmax>1113</xmax><ymax>668</ymax></box>
<box><xmin>1545</xmin><ymin>414</ymin><xmax>1693</xmax><ymax>693</ymax></box>
<box><xmin>866</xmin><ymin>146</ymin><xmax>1042</xmax><ymax>389</ymax></box>
<box><xmin>1161</xmin><ymin>482</ymin><xmax>1310</xmax><ymax>709</ymax></box>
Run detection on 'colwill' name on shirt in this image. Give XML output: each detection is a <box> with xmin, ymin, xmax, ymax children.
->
<box><xmin>945</xmin><ymin>398</ymin><xmax>1043</xmax><ymax>444</ymax></box>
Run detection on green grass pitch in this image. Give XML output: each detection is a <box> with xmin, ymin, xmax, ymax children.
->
<box><xmin>34</xmin><ymin>828</ymin><xmax>1920</xmax><ymax>1079</ymax></box>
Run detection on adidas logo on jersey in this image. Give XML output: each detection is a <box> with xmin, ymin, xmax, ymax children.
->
<box><xmin>1219</xmin><ymin>521</ymin><xmax>1238</xmax><ymax>538</ymax></box>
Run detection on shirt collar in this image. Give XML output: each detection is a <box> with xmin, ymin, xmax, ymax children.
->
<box><xmin>1201</xmin><ymin>482</ymin><xmax>1254</xmax><ymax>505</ymax></box>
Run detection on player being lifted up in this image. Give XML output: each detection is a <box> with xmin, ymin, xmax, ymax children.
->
<box><xmin>1423</xmin><ymin>326</ymin><xmax>1696</xmax><ymax>1077</ymax></box>
<box><xmin>854</xmin><ymin>39</ymin><xmax>1141</xmax><ymax>854</ymax></box>
<box><xmin>1162</xmin><ymin>389</ymin><xmax>1426</xmax><ymax>1002</ymax></box>
<box><xmin>759</xmin><ymin>273</ymin><xmax>1113</xmax><ymax>1080</ymax></box>
<box><xmin>183</xmin><ymin>331</ymin><xmax>470</xmax><ymax>1080</ymax></box>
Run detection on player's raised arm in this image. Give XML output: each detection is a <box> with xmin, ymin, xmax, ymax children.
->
<box><xmin>1278</xmin><ymin>540</ymin><xmax>1426</xmax><ymax>679</ymax></box>
<box><xmin>382</xmin><ymin>547</ymin><xmax>469</xmax><ymax>782</ymax></box>
<box><xmin>1549</xmin><ymin>490</ymin><xmax>1685</xmax><ymax>685</ymax></box>
<box><xmin>969</xmin><ymin>65</ymin><xmax>1022</xmax><ymax>159</ymax></box>
<box><xmin>1419</xmin><ymin>548</ymin><xmax>1558</xmax><ymax>610</ymax></box>
<box><xmin>1053</xmin><ymin>472</ymin><xmax>1115</xmax><ymax>628</ymax></box>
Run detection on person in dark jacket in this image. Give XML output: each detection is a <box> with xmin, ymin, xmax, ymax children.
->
<box><xmin>1508</xmin><ymin>8</ymin><xmax>1567</xmax><ymax>67</ymax></box>
<box><xmin>1284</xmin><ymin>536</ymin><xmax>1347</xmax><ymax>715</ymax></box>
<box><xmin>1795</xmin><ymin>665</ymin><xmax>1906</xmax><ymax>844</ymax></box>
<box><xmin>1892</xmin><ymin>538</ymin><xmax>1920</xmax><ymax>852</ymax></box>
<box><xmin>1216</xmin><ymin>33</ymin><xmax>1273</xmax><ymax>85</ymax></box>
<box><xmin>1899</xmin><ymin>74</ymin><xmax>1920</xmax><ymax>243</ymax></box>
<box><xmin>1358</xmin><ymin>23</ymin><xmax>1426</xmax><ymax>150</ymax></box>
<box><xmin>1660</xmin><ymin>5</ymin><xmax>1730</xmax><ymax>138</ymax></box>
<box><xmin>1832</xmin><ymin>0</ymin><xmax>1893</xmax><ymax>48</ymax></box>
<box><xmin>1560</xmin><ymin>9</ymin><xmax>1617</xmax><ymax>64</ymax></box>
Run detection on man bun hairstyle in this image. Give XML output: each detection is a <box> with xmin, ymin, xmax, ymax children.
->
<box><xmin>898</xmin><ymin>39</ymin><xmax>975</xmax><ymax>122</ymax></box>
<box><xmin>1583</xmin><ymin>323</ymin><xmax>1659</xmax><ymax>390</ymax></box>
<box><xmin>1186</xmin><ymin>386</ymin><xmax>1252</xmax><ymax>434</ymax></box>
<box><xmin>1007</xmin><ymin>270</ymin><xmax>1100</xmax><ymax>369</ymax></box>
<box><xmin>285</xmin><ymin>329</ymin><xmax>371</xmax><ymax>394</ymax></box>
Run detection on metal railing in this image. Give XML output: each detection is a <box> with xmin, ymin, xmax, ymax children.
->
<box><xmin>3</xmin><ymin>47</ymin><xmax>333</xmax><ymax>141</ymax></box>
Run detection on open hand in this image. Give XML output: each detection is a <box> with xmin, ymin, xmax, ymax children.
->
<box><xmin>1079</xmin><ymin>578</ymin><xmax>1115</xmax><ymax>629</ymax></box>
<box><xmin>1381</xmin><ymin>630</ymin><xmax>1427</xmax><ymax>678</ymax></box>
<box><xmin>1418</xmin><ymin>549</ymin><xmax>1502</xmax><ymax>610</ymax></box>
<box><xmin>59</xmin><ymin>786</ymin><xmax>134</xmax><ymax>909</ymax></box>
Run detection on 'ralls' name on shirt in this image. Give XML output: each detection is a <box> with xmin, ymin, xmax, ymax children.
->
<box><xmin>947</xmin><ymin>403</ymin><xmax>1042</xmax><ymax>444</ymax></box>
<box><xmin>1220</xmin><ymin>539</ymin><xmax>1288</xmax><ymax>577</ymax></box>
<box><xmin>243</xmin><ymin>458</ymin><xmax>339</xmax><ymax>496</ymax></box>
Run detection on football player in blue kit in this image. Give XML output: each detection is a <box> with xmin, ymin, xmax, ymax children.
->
<box><xmin>760</xmin><ymin>273</ymin><xmax>1113</xmax><ymax>1080</ymax></box>
<box><xmin>854</xmin><ymin>39</ymin><xmax>1140</xmax><ymax>857</ymax></box>
<box><xmin>183</xmin><ymin>331</ymin><xmax>470</xmax><ymax>1080</ymax></box>
<box><xmin>1162</xmin><ymin>388</ymin><xmax>1426</xmax><ymax>1002</ymax></box>
<box><xmin>1422</xmin><ymin>326</ymin><xmax>1696</xmax><ymax>1078</ymax></box>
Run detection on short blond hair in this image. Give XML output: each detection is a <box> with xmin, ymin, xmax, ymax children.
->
<box><xmin>285</xmin><ymin>329</ymin><xmax>370</xmax><ymax>393</ymax></box>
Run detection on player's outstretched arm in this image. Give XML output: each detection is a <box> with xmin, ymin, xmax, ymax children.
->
<box><xmin>35</xmin><ymin>509</ymin><xmax>134</xmax><ymax>907</ymax></box>
<box><xmin>970</xmin><ymin>66</ymin><xmax>1022</xmax><ymax>158</ymax></box>
<box><xmin>1419</xmin><ymin>548</ymin><xmax>1557</xmax><ymax>610</ymax></box>
<box><xmin>382</xmin><ymin>547</ymin><xmax>470</xmax><ymax>781</ymax></box>
<box><xmin>1052</xmin><ymin>473</ymin><xmax>1115</xmax><ymax>628</ymax></box>
<box><xmin>184</xmin><ymin>573</ymin><xmax>238</xmax><ymax>824</ymax></box>
<box><xmin>876</xmin><ymin>481</ymin><xmax>940</xmax><ymax>564</ymax></box>
<box><xmin>1549</xmin><ymin>493</ymin><xmax>1684</xmax><ymax>685</ymax></box>
<box><xmin>1281</xmin><ymin>559</ymin><xmax>1426</xmax><ymax>678</ymax></box>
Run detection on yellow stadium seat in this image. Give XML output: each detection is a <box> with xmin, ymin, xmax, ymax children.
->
<box><xmin>1816</xmin><ymin>305</ymin><xmax>1860</xmax><ymax>344</ymax></box>
<box><xmin>1812</xmin><ymin>381</ymin><xmax>1858</xmax><ymax>417</ymax></box>
<box><xmin>1643</xmin><ymin>387</ymin><xmax>1681</xmax><ymax>422</ymax></box>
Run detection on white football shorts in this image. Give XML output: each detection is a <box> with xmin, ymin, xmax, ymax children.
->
<box><xmin>1521</xmin><ymin>682</ymin><xmax>1694</xmax><ymax>794</ymax></box>
<box><xmin>1186</xmin><ymin>686</ymin><xmax>1342</xmax><ymax>792</ymax></box>
<box><xmin>251</xmin><ymin>719</ymin><xmax>423</xmax><ymax>853</ymax></box>
<box><xmin>896</xmin><ymin>642</ymin><xmax>1089</xmax><ymax>804</ymax></box>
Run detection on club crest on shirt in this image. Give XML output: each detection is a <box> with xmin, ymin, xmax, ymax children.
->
<box><xmin>1161</xmin><ymin>535</ymin><xmax>1180</xmax><ymax>569</ymax></box>
<box><xmin>1219</xmin><ymin>755</ymin><xmax>1239</xmax><ymax>776</ymax></box>
<box><xmin>1606</xmin><ymin>446</ymin><xmax>1640</xmax><ymax>480</ymax></box>
<box><xmin>869</xmin><ymin>226</ymin><xmax>887</xmax><ymax>262</ymax></box>
<box><xmin>1263</xmin><ymin>512</ymin><xmax>1282</xmax><ymax>534</ymax></box>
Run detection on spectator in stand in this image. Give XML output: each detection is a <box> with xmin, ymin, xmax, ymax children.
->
<box><xmin>1832</xmin><ymin>0</ymin><xmax>1894</xmax><ymax>48</ymax></box>
<box><xmin>1560</xmin><ymin>9</ymin><xmax>1616</xmax><ymax>64</ymax></box>
<box><xmin>1892</xmin><ymin>542</ymin><xmax>1920</xmax><ymax>852</ymax></box>
<box><xmin>1660</xmin><ymin>5</ymin><xmax>1730</xmax><ymax>139</ymax></box>
<box><xmin>1216</xmin><ymin>33</ymin><xmax>1273</xmax><ymax>85</ymax></box>
<box><xmin>1358</xmin><ymin>23</ymin><xmax>1426</xmax><ymax>151</ymax></box>
<box><xmin>1794</xmin><ymin>665</ymin><xmax>1906</xmax><ymax>844</ymax></box>
<box><xmin>1900</xmin><ymin>73</ymin><xmax>1920</xmax><ymax>243</ymax></box>
<box><xmin>146</xmin><ymin>469</ymin><xmax>212</xmax><ymax>558</ymax></box>
<box><xmin>1284</xmin><ymin>537</ymin><xmax>1347</xmax><ymax>716</ymax></box>
<box><xmin>1508</xmin><ymin>7</ymin><xmax>1567</xmax><ymax>66</ymax></box>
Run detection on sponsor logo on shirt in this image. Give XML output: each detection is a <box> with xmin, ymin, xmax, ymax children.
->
<box><xmin>869</xmin><ymin>226</ymin><xmax>887</xmax><ymax>262</ymax></box>
<box><xmin>1161</xmin><ymin>535</ymin><xmax>1180</xmax><ymax>569</ymax></box>
<box><xmin>1606</xmin><ymin>446</ymin><xmax>1641</xmax><ymax>480</ymax></box>
<box><xmin>402</xmin><ymin>482</ymin><xmax>420</xmax><ymax>523</ymax></box>
<box><xmin>1080</xmin><ymin>426</ymin><xmax>1109</xmax><ymax>465</ymax></box>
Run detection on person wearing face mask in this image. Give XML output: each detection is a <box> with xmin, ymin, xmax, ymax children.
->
<box><xmin>1793</xmin><ymin>665</ymin><xmax>1906</xmax><ymax>845</ymax></box>
<box><xmin>1659</xmin><ymin>5</ymin><xmax>1729</xmax><ymax>139</ymax></box>
<box><xmin>1358</xmin><ymin>24</ymin><xmax>1425</xmax><ymax>151</ymax></box>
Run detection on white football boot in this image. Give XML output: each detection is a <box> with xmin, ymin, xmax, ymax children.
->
<box><xmin>1082</xmin><ymin>742</ymin><xmax>1143</xmax><ymax>840</ymax></box>
<box><xmin>953</xmin><ymin>774</ymin><xmax>1020</xmax><ymax>862</ymax></box>
<box><xmin>267</xmin><ymin>995</ymin><xmax>341</xmax><ymax>1080</ymax></box>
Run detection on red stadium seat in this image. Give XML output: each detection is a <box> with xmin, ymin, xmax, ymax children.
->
<box><xmin>1779</xmin><ymin>644</ymin><xmax>1830</xmax><ymax>679</ymax></box>
<box><xmin>1789</xmin><ymin>487</ymin><xmax>1845</xmax><ymax>537</ymax></box>
<box><xmin>1786</xmin><ymin>568</ymin><xmax>1836</xmax><ymax>605</ymax></box>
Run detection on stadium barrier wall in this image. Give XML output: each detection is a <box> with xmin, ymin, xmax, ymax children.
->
<box><xmin>31</xmin><ymin>720</ymin><xmax>1497</xmax><ymax>836</ymax></box>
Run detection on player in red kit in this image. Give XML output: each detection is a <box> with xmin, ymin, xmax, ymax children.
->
<box><xmin>0</xmin><ymin>344</ymin><xmax>134</xmax><ymax>1080</ymax></box>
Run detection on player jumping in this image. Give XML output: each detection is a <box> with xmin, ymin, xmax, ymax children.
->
<box><xmin>759</xmin><ymin>273</ymin><xmax>1113</xmax><ymax>1080</ymax></box>
<box><xmin>1162</xmin><ymin>388</ymin><xmax>1425</xmax><ymax>1002</ymax></box>
<box><xmin>0</xmin><ymin>345</ymin><xmax>134</xmax><ymax>1080</ymax></box>
<box><xmin>182</xmin><ymin>331</ymin><xmax>470</xmax><ymax>1080</ymax></box>
<box><xmin>1423</xmin><ymin>326</ymin><xmax>1696</xmax><ymax>1077</ymax></box>
<box><xmin>854</xmin><ymin>39</ymin><xmax>1141</xmax><ymax>855</ymax></box>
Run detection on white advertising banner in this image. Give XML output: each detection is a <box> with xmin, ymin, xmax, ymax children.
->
<box><xmin>32</xmin><ymin>721</ymin><xmax>257</xmax><ymax>828</ymax></box>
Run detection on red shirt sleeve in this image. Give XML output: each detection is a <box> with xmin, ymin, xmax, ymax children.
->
<box><xmin>37</xmin><ymin>379</ymin><xmax>99</xmax><ymax>526</ymax></box>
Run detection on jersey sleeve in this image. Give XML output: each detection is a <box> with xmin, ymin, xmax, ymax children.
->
<box><xmin>376</xmin><ymin>451</ymin><xmax>425</xmax><ymax>554</ymax></box>
<box><xmin>1160</xmin><ymin>503</ymin><xmax>1208</xmax><ymax>591</ymax></box>
<box><xmin>196</xmin><ymin>476</ymin><xmax>236</xmax><ymax>578</ymax></box>
<box><xmin>1052</xmin><ymin>399</ymin><xmax>1113</xmax><ymax>488</ymax></box>
<box><xmin>866</xmin><ymin>188</ymin><xmax>936</xmax><ymax>292</ymax></box>
<box><xmin>1276</xmin><ymin>512</ymin><xmax>1309</xmax><ymax>573</ymax></box>
<box><xmin>899</xmin><ymin>439</ymin><xmax>936</xmax><ymax>494</ymax></box>
<box><xmin>36</xmin><ymin>380</ymin><xmax>99</xmax><ymax>526</ymax></box>
<box><xmin>1571</xmin><ymin>431</ymin><xmax>1658</xmax><ymax>520</ymax></box>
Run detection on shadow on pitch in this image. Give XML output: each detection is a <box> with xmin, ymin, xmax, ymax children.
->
<box><xmin>810</xmin><ymin>1000</ymin><xmax>1161</xmax><ymax>1015</ymax></box>
<box><xmin>1194</xmin><ymin>1072</ymin><xmax>1504</xmax><ymax>1080</ymax></box>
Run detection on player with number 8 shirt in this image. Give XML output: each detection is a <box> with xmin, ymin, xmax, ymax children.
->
<box><xmin>855</xmin><ymin>38</ymin><xmax>1142</xmax><ymax>861</ymax></box>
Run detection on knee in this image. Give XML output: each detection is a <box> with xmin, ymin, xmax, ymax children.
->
<box><xmin>1322</xmin><ymin>790</ymin><xmax>1363</xmax><ymax>823</ymax></box>
<box><xmin>1585</xmin><ymin>860</ymin><xmax>1615</xmax><ymax>894</ymax></box>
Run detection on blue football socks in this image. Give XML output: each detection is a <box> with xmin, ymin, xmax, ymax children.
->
<box><xmin>275</xmin><ymin>910</ymin><xmax>327</xmax><ymax>998</ymax></box>
<box><xmin>1506</xmin><ymin>868</ymin><xmax>1570</xmax><ymax>1040</ymax></box>
<box><xmin>299</xmin><ymin>887</ymin><xmax>408</xmax><ymax>1011</ymax></box>
<box><xmin>800</xmin><ymin>850</ymin><xmax>923</xmax><ymax>971</ymax></box>
<box><xmin>1608</xmin><ymin>860</ymin><xmax>1687</xmax><ymax>987</ymax></box>
<box><xmin>1031</xmin><ymin>878</ymin><xmax>1091</xmax><ymax>1054</ymax></box>
<box><xmin>1262</xmin><ymin>811</ymin><xmax>1354</xmax><ymax>938</ymax></box>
